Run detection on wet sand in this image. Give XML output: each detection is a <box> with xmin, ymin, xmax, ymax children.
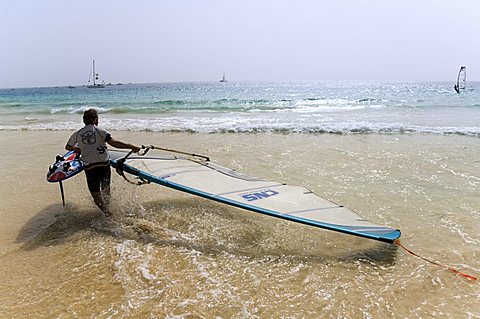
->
<box><xmin>0</xmin><ymin>131</ymin><xmax>479</xmax><ymax>318</ymax></box>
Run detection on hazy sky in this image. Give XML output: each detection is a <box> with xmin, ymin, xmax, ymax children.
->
<box><xmin>1</xmin><ymin>0</ymin><xmax>479</xmax><ymax>88</ymax></box>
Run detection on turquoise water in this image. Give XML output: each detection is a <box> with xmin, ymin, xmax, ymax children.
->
<box><xmin>0</xmin><ymin>81</ymin><xmax>479</xmax><ymax>135</ymax></box>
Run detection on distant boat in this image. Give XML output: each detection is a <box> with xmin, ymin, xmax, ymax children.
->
<box><xmin>219</xmin><ymin>71</ymin><xmax>228</xmax><ymax>83</ymax></box>
<box><xmin>87</xmin><ymin>60</ymin><xmax>105</xmax><ymax>88</ymax></box>
<box><xmin>454</xmin><ymin>66</ymin><xmax>466</xmax><ymax>94</ymax></box>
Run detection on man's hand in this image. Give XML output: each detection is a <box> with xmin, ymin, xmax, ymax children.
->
<box><xmin>66</xmin><ymin>144</ymin><xmax>81</xmax><ymax>153</ymax></box>
<box><xmin>131</xmin><ymin>145</ymin><xmax>141</xmax><ymax>153</ymax></box>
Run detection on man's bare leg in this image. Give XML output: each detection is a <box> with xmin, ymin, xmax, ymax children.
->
<box><xmin>91</xmin><ymin>191</ymin><xmax>112</xmax><ymax>217</ymax></box>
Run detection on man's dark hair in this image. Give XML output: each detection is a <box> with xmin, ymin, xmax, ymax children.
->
<box><xmin>83</xmin><ymin>108</ymin><xmax>98</xmax><ymax>125</ymax></box>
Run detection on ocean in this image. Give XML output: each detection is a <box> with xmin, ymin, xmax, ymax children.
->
<box><xmin>0</xmin><ymin>81</ymin><xmax>479</xmax><ymax>136</ymax></box>
<box><xmin>0</xmin><ymin>81</ymin><xmax>479</xmax><ymax>318</ymax></box>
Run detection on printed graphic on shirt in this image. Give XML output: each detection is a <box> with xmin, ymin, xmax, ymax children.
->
<box><xmin>81</xmin><ymin>131</ymin><xmax>96</xmax><ymax>145</ymax></box>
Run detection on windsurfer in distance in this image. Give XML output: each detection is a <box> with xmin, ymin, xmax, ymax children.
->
<box><xmin>454</xmin><ymin>66</ymin><xmax>466</xmax><ymax>94</ymax></box>
<box><xmin>66</xmin><ymin>108</ymin><xmax>140</xmax><ymax>216</ymax></box>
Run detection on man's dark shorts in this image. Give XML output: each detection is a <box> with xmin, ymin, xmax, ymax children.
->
<box><xmin>84</xmin><ymin>162</ymin><xmax>111</xmax><ymax>193</ymax></box>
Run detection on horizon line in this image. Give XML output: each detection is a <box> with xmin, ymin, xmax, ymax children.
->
<box><xmin>1</xmin><ymin>79</ymin><xmax>478</xmax><ymax>90</ymax></box>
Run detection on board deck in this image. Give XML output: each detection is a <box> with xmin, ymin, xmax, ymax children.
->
<box><xmin>47</xmin><ymin>151</ymin><xmax>84</xmax><ymax>183</ymax></box>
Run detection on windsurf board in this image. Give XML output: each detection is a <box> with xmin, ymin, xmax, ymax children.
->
<box><xmin>47</xmin><ymin>151</ymin><xmax>84</xmax><ymax>183</ymax></box>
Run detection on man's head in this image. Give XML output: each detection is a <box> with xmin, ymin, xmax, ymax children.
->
<box><xmin>83</xmin><ymin>108</ymin><xmax>99</xmax><ymax>125</ymax></box>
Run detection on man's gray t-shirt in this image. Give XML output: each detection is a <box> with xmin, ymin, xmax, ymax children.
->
<box><xmin>67</xmin><ymin>124</ymin><xmax>112</xmax><ymax>165</ymax></box>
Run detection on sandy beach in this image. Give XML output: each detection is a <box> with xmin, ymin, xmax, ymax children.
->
<box><xmin>2</xmin><ymin>0</ymin><xmax>480</xmax><ymax>316</ymax></box>
<box><xmin>0</xmin><ymin>131</ymin><xmax>479</xmax><ymax>318</ymax></box>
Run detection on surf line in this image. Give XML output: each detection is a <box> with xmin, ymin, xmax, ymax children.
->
<box><xmin>394</xmin><ymin>239</ymin><xmax>477</xmax><ymax>281</ymax></box>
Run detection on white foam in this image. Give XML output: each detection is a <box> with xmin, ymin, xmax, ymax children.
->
<box><xmin>2</xmin><ymin>117</ymin><xmax>479</xmax><ymax>137</ymax></box>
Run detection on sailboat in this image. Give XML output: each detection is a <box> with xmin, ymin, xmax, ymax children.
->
<box><xmin>219</xmin><ymin>71</ymin><xmax>228</xmax><ymax>83</ymax></box>
<box><xmin>454</xmin><ymin>66</ymin><xmax>466</xmax><ymax>93</ymax></box>
<box><xmin>87</xmin><ymin>60</ymin><xmax>105</xmax><ymax>88</ymax></box>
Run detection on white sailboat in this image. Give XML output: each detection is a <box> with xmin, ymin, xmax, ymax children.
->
<box><xmin>219</xmin><ymin>71</ymin><xmax>228</xmax><ymax>83</ymax></box>
<box><xmin>87</xmin><ymin>60</ymin><xmax>105</xmax><ymax>88</ymax></box>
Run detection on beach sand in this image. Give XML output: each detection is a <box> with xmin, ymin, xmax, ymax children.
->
<box><xmin>0</xmin><ymin>131</ymin><xmax>479</xmax><ymax>318</ymax></box>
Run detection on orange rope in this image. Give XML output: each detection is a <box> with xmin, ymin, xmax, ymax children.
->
<box><xmin>394</xmin><ymin>239</ymin><xmax>477</xmax><ymax>281</ymax></box>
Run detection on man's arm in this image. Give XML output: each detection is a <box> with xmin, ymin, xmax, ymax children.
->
<box><xmin>107</xmin><ymin>138</ymin><xmax>140</xmax><ymax>153</ymax></box>
<box><xmin>66</xmin><ymin>132</ymin><xmax>80</xmax><ymax>152</ymax></box>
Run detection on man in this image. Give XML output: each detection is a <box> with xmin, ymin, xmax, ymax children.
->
<box><xmin>66</xmin><ymin>108</ymin><xmax>140</xmax><ymax>216</ymax></box>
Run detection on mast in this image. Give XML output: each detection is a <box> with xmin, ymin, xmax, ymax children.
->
<box><xmin>220</xmin><ymin>70</ymin><xmax>227</xmax><ymax>82</ymax></box>
<box><xmin>92</xmin><ymin>60</ymin><xmax>96</xmax><ymax>86</ymax></box>
<box><xmin>87</xmin><ymin>59</ymin><xmax>105</xmax><ymax>88</ymax></box>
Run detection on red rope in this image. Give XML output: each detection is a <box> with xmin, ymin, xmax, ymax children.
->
<box><xmin>394</xmin><ymin>239</ymin><xmax>477</xmax><ymax>281</ymax></box>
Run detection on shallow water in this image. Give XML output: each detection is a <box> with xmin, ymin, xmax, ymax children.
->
<box><xmin>0</xmin><ymin>131</ymin><xmax>479</xmax><ymax>318</ymax></box>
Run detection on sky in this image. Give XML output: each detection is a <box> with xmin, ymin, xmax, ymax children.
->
<box><xmin>1</xmin><ymin>0</ymin><xmax>480</xmax><ymax>88</ymax></box>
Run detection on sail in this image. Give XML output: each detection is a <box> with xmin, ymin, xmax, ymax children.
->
<box><xmin>220</xmin><ymin>71</ymin><xmax>227</xmax><ymax>82</ymax></box>
<box><xmin>454</xmin><ymin>66</ymin><xmax>466</xmax><ymax>93</ymax></box>
<box><xmin>110</xmin><ymin>149</ymin><xmax>401</xmax><ymax>243</ymax></box>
